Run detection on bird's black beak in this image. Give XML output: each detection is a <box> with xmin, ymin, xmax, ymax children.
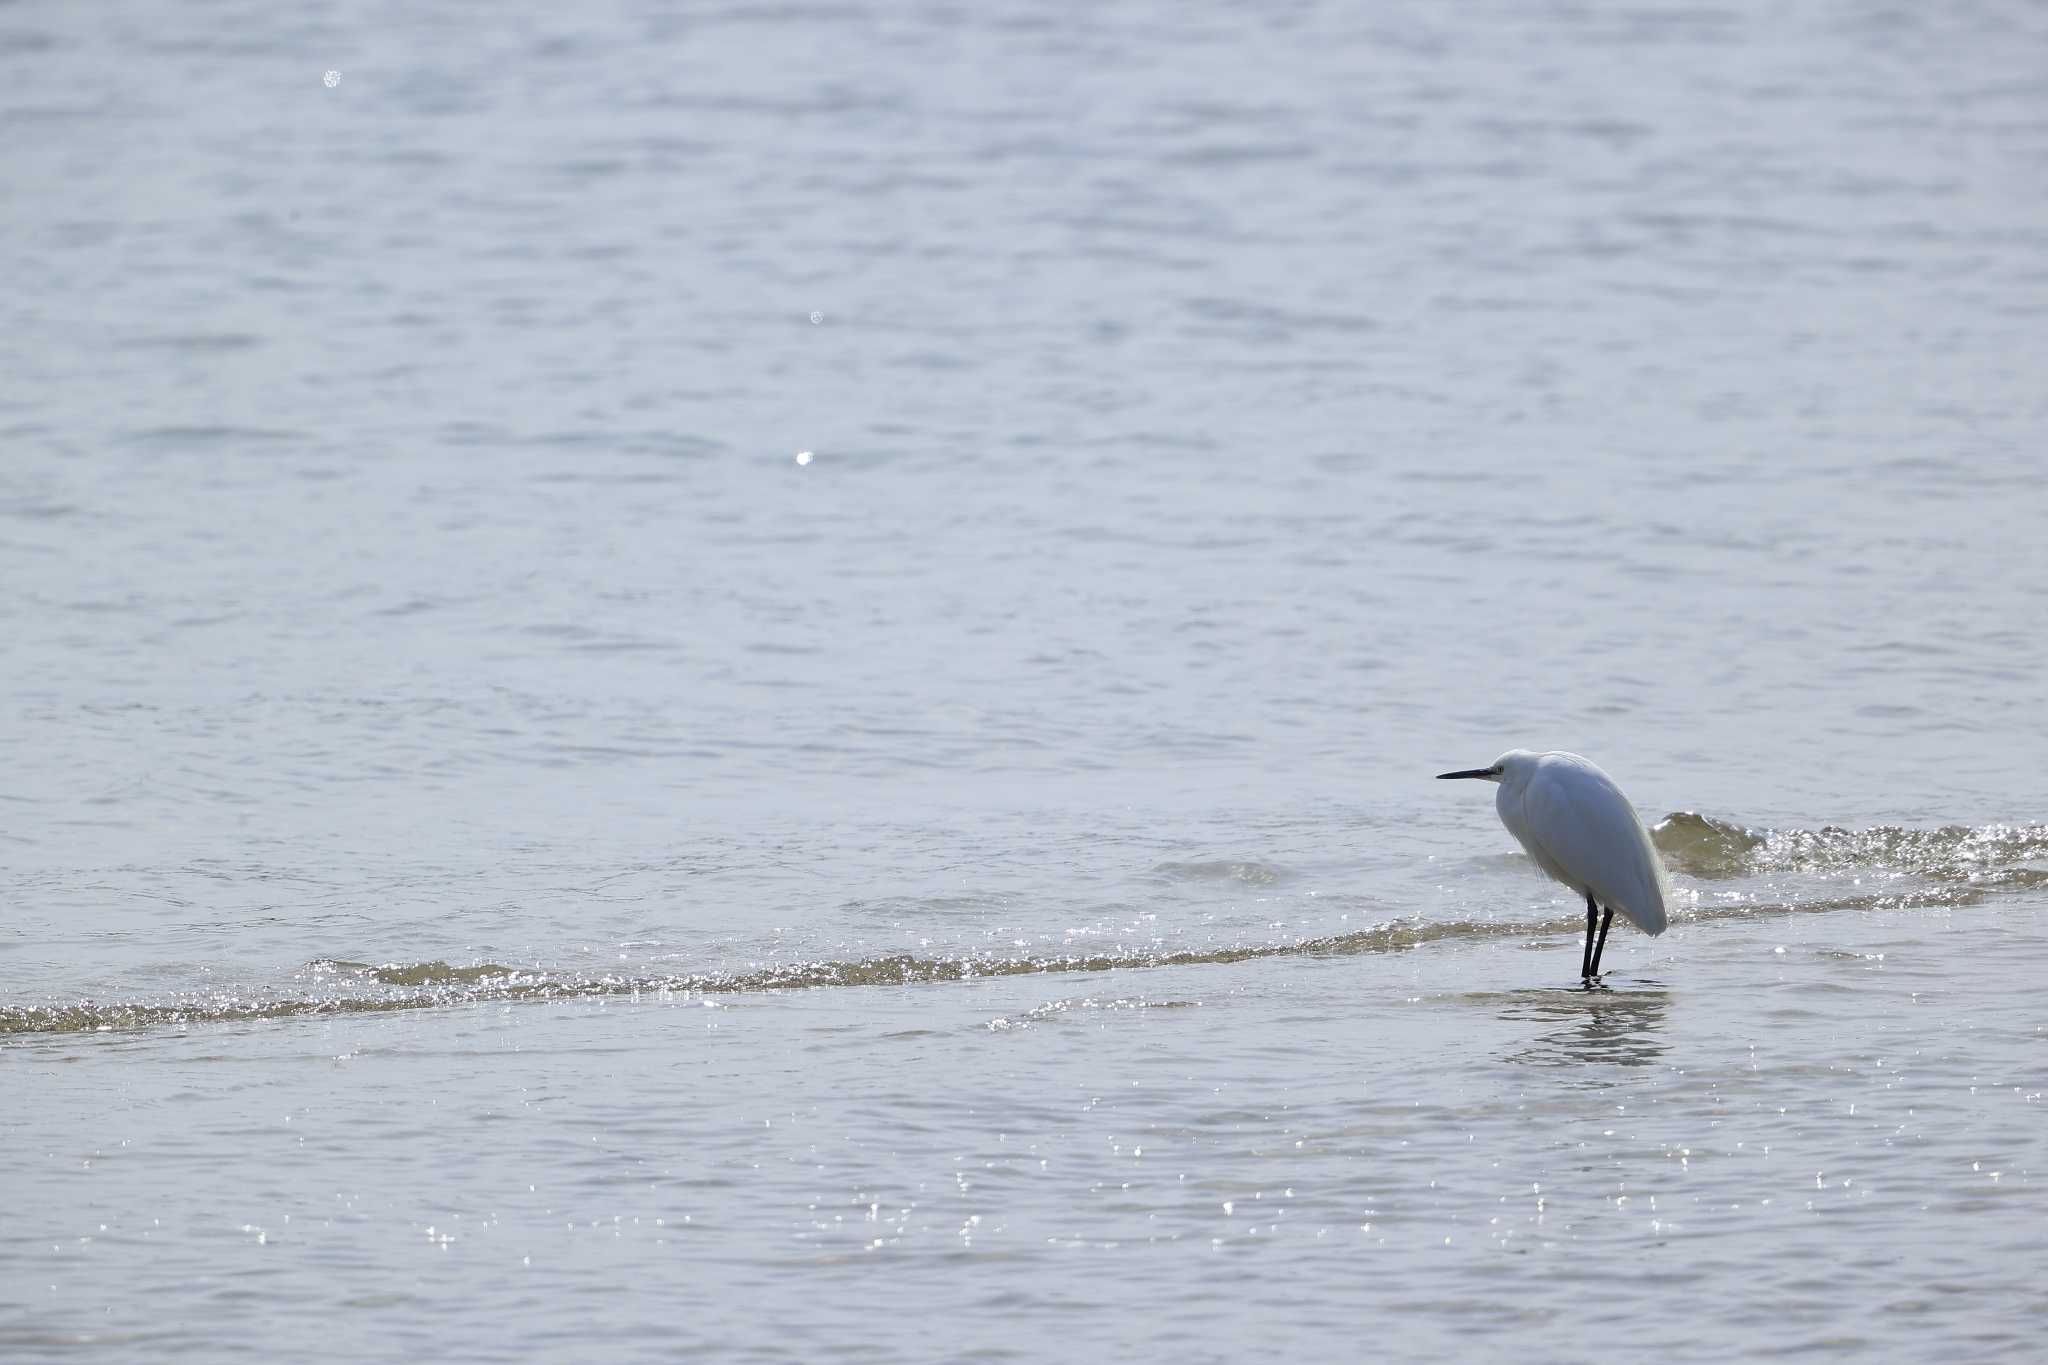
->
<box><xmin>1436</xmin><ymin>768</ymin><xmax>1494</xmax><ymax>780</ymax></box>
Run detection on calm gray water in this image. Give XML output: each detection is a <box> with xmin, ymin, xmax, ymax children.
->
<box><xmin>5</xmin><ymin>0</ymin><xmax>2048</xmax><ymax>1359</ymax></box>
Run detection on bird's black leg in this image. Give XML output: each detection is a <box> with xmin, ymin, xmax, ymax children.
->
<box><xmin>1589</xmin><ymin>906</ymin><xmax>1614</xmax><ymax>978</ymax></box>
<box><xmin>1580</xmin><ymin>894</ymin><xmax>1597</xmax><ymax>980</ymax></box>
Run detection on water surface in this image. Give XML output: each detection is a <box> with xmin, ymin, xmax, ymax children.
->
<box><xmin>5</xmin><ymin>0</ymin><xmax>2047</xmax><ymax>1359</ymax></box>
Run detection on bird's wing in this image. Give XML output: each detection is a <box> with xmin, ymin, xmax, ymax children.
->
<box><xmin>1514</xmin><ymin>762</ymin><xmax>1669</xmax><ymax>936</ymax></box>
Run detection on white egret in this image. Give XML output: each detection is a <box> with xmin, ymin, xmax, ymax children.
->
<box><xmin>1437</xmin><ymin>750</ymin><xmax>1670</xmax><ymax>981</ymax></box>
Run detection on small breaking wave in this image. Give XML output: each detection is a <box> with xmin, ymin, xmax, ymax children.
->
<box><xmin>1653</xmin><ymin>813</ymin><xmax>2048</xmax><ymax>882</ymax></box>
<box><xmin>6</xmin><ymin>819</ymin><xmax>2039</xmax><ymax>1039</ymax></box>
<box><xmin>0</xmin><ymin>926</ymin><xmax>1456</xmax><ymax>1037</ymax></box>
<box><xmin>0</xmin><ymin>891</ymin><xmax>1998</xmax><ymax>1039</ymax></box>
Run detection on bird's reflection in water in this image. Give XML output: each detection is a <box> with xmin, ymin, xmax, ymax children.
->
<box><xmin>1488</xmin><ymin>984</ymin><xmax>1671</xmax><ymax>1070</ymax></box>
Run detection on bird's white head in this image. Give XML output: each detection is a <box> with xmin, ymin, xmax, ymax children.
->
<box><xmin>1436</xmin><ymin>749</ymin><xmax>1541</xmax><ymax>784</ymax></box>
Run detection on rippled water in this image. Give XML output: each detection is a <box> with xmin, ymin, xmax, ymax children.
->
<box><xmin>6</xmin><ymin>0</ymin><xmax>2048</xmax><ymax>1359</ymax></box>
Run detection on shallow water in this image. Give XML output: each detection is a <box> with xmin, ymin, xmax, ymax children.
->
<box><xmin>6</xmin><ymin>0</ymin><xmax>2048</xmax><ymax>1359</ymax></box>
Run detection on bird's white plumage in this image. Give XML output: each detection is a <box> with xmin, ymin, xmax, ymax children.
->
<box><xmin>1493</xmin><ymin>750</ymin><xmax>1668</xmax><ymax>936</ymax></box>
